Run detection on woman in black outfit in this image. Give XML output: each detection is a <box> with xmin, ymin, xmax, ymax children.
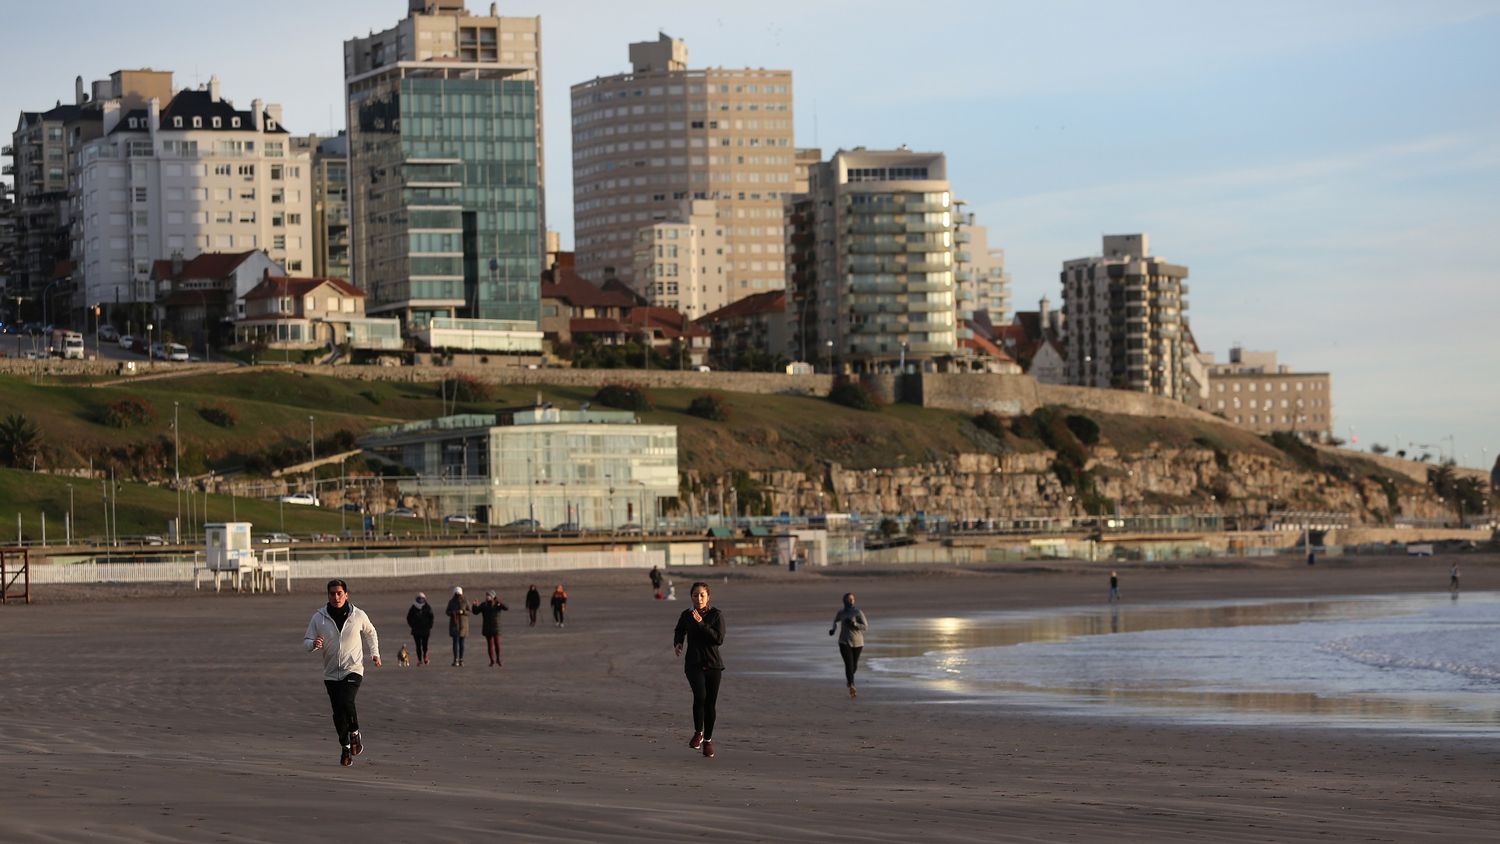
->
<box><xmin>673</xmin><ymin>581</ymin><xmax>725</xmax><ymax>758</ymax></box>
<box><xmin>405</xmin><ymin>592</ymin><xmax>434</xmax><ymax>666</ymax></box>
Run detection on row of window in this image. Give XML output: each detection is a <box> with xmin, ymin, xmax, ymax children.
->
<box><xmin>575</xmin><ymin>81</ymin><xmax>790</xmax><ymax>106</ymax></box>
<box><xmin>1232</xmin><ymin>414</ymin><xmax>1327</xmax><ymax>426</ymax></box>
<box><xmin>1215</xmin><ymin>398</ymin><xmax>1328</xmax><ymax>410</ymax></box>
<box><xmin>1213</xmin><ymin>380</ymin><xmax>1326</xmax><ymax>393</ymax></box>
<box><xmin>575</xmin><ymin>190</ymin><xmax>789</xmax><ymax>213</ymax></box>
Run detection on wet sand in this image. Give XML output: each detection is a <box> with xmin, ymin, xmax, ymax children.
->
<box><xmin>2</xmin><ymin>555</ymin><xmax>1498</xmax><ymax>842</ymax></box>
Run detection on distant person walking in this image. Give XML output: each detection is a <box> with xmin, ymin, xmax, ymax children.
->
<box><xmin>405</xmin><ymin>592</ymin><xmax>434</xmax><ymax>666</ymax></box>
<box><xmin>1450</xmin><ymin>563</ymin><xmax>1461</xmax><ymax>592</ymax></box>
<box><xmin>446</xmin><ymin>586</ymin><xmax>469</xmax><ymax>666</ymax></box>
<box><xmin>829</xmin><ymin>592</ymin><xmax>869</xmax><ymax>698</ymax></box>
<box><xmin>471</xmin><ymin>590</ymin><xmax>509</xmax><ymax>667</ymax></box>
<box><xmin>551</xmin><ymin>584</ymin><xmax>569</xmax><ymax>627</ymax></box>
<box><xmin>303</xmin><ymin>578</ymin><xmax>381</xmax><ymax>767</ymax></box>
<box><xmin>525</xmin><ymin>584</ymin><xmax>541</xmax><ymax>627</ymax></box>
<box><xmin>650</xmin><ymin>565</ymin><xmax>664</xmax><ymax>598</ymax></box>
<box><xmin>674</xmin><ymin>581</ymin><xmax>725</xmax><ymax>758</ymax></box>
<box><xmin>1108</xmin><ymin>571</ymin><xmax>1120</xmax><ymax>602</ymax></box>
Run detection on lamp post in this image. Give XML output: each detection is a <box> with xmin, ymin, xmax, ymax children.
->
<box><xmin>173</xmin><ymin>401</ymin><xmax>181</xmax><ymax>539</ymax></box>
<box><xmin>824</xmin><ymin>339</ymin><xmax>833</xmax><ymax>374</ymax></box>
<box><xmin>899</xmin><ymin>340</ymin><xmax>908</xmax><ymax>373</ymax></box>
<box><xmin>146</xmin><ymin>322</ymin><xmax>154</xmax><ymax>368</ymax></box>
<box><xmin>66</xmin><ymin>483</ymin><xmax>73</xmax><ymax>544</ymax></box>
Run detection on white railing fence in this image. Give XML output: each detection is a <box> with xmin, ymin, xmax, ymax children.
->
<box><xmin>31</xmin><ymin>549</ymin><xmax>669</xmax><ymax>585</ymax></box>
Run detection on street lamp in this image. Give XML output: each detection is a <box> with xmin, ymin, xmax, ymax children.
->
<box><xmin>898</xmin><ymin>340</ymin><xmax>908</xmax><ymax>373</ymax></box>
<box><xmin>824</xmin><ymin>339</ymin><xmax>834</xmax><ymax>374</ymax></box>
<box><xmin>173</xmin><ymin>401</ymin><xmax>181</xmax><ymax>539</ymax></box>
<box><xmin>146</xmin><ymin>323</ymin><xmax>154</xmax><ymax>367</ymax></box>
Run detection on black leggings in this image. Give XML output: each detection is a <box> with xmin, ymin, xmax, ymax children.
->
<box><xmin>451</xmin><ymin>634</ymin><xmax>465</xmax><ymax>662</ymax></box>
<box><xmin>685</xmin><ymin>668</ymin><xmax>722</xmax><ymax>739</ymax></box>
<box><xmin>323</xmin><ymin>674</ymin><xmax>363</xmax><ymax>746</ymax></box>
<box><xmin>411</xmin><ymin>631</ymin><xmax>430</xmax><ymax>662</ymax></box>
<box><xmin>839</xmin><ymin>643</ymin><xmax>862</xmax><ymax>686</ymax></box>
<box><xmin>552</xmin><ymin>602</ymin><xmax>566</xmax><ymax>624</ymax></box>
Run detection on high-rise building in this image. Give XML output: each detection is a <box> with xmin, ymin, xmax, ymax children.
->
<box><xmin>344</xmin><ymin>0</ymin><xmax>545</xmax><ymax>330</ymax></box>
<box><xmin>571</xmin><ymin>33</ymin><xmax>794</xmax><ymax>302</ymax></box>
<box><xmin>790</xmin><ymin>148</ymin><xmax>958</xmax><ymax>373</ymax></box>
<box><xmin>7</xmin><ymin>70</ymin><xmax>174</xmax><ymax>322</ymax></box>
<box><xmin>952</xmin><ymin>212</ymin><xmax>1010</xmax><ymax>327</ymax></box>
<box><xmin>631</xmin><ymin>199</ymin><xmax>726</xmax><ymax>319</ymax></box>
<box><xmin>1060</xmin><ymin>233</ymin><xmax>1190</xmax><ymax>399</ymax></box>
<box><xmin>292</xmin><ymin>133</ymin><xmax>352</xmax><ymax>281</ymax></box>
<box><xmin>74</xmin><ymin>76</ymin><xmax>314</xmax><ymax>320</ymax></box>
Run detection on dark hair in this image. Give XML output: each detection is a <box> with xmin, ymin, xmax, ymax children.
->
<box><xmin>326</xmin><ymin>579</ymin><xmax>349</xmax><ymax>593</ymax></box>
<box><xmin>690</xmin><ymin>581</ymin><xmax>711</xmax><ymax>597</ymax></box>
<box><xmin>843</xmin><ymin>592</ymin><xmax>855</xmax><ymax>606</ymax></box>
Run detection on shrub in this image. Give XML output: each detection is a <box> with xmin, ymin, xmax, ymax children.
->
<box><xmin>198</xmin><ymin>403</ymin><xmax>237</xmax><ymax>428</ymax></box>
<box><xmin>441</xmin><ymin>375</ymin><xmax>492</xmax><ymax>404</ymax></box>
<box><xmin>828</xmin><ymin>381</ymin><xmax>878</xmax><ymax>411</ymax></box>
<box><xmin>1010</xmin><ymin>414</ymin><xmax>1041</xmax><ymax>440</ymax></box>
<box><xmin>1065</xmin><ymin>414</ymin><xmax>1101</xmax><ymax>446</ymax></box>
<box><xmin>687</xmin><ymin>394</ymin><xmax>730</xmax><ymax>422</ymax></box>
<box><xmin>973</xmin><ymin>411</ymin><xmax>1008</xmax><ymax>439</ymax></box>
<box><xmin>359</xmin><ymin>389</ymin><xmax>383</xmax><ymax>405</ymax></box>
<box><xmin>595</xmin><ymin>381</ymin><xmax>654</xmax><ymax>412</ymax></box>
<box><xmin>102</xmin><ymin>396</ymin><xmax>156</xmax><ymax>428</ymax></box>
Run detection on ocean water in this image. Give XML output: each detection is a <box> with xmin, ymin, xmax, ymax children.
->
<box><xmin>760</xmin><ymin>593</ymin><xmax>1500</xmax><ymax>736</ymax></box>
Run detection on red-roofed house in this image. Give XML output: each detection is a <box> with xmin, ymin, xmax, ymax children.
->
<box><xmin>539</xmin><ymin>266</ymin><xmax>640</xmax><ymax>345</ymax></box>
<box><xmin>958</xmin><ymin>330</ymin><xmax>1023</xmax><ymax>374</ymax></box>
<box><xmin>623</xmin><ymin>307</ymin><xmax>712</xmax><ymax>368</ymax></box>
<box><xmin>152</xmin><ymin>250</ymin><xmax>282</xmax><ymax>352</ymax></box>
<box><xmin>233</xmin><ymin>272</ymin><xmax>398</xmax><ymax>352</ymax></box>
<box><xmin>1003</xmin><ymin>297</ymin><xmax>1067</xmax><ymax>384</ymax></box>
<box><xmin>695</xmin><ymin>290</ymin><xmax>791</xmax><ymax>370</ymax></box>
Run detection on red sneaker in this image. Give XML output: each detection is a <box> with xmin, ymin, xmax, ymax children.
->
<box><xmin>340</xmin><ymin>746</ymin><xmax>353</xmax><ymax>767</ymax></box>
<box><xmin>702</xmin><ymin>739</ymin><xmax>715</xmax><ymax>758</ymax></box>
<box><xmin>688</xmin><ymin>731</ymin><xmax>703</xmax><ymax>749</ymax></box>
<box><xmin>350</xmin><ymin>731</ymin><xmax>363</xmax><ymax>757</ymax></box>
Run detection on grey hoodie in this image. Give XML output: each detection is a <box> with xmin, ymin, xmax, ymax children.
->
<box><xmin>831</xmin><ymin>605</ymin><xmax>868</xmax><ymax>648</ymax></box>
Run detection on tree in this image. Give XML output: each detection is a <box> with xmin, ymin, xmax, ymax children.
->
<box><xmin>1370</xmin><ymin>443</ymin><xmax>1390</xmax><ymax>455</ymax></box>
<box><xmin>0</xmin><ymin>413</ymin><xmax>42</xmax><ymax>468</ymax></box>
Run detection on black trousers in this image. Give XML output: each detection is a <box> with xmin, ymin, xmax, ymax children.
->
<box><xmin>411</xmin><ymin>630</ymin><xmax>430</xmax><ymax>662</ymax></box>
<box><xmin>323</xmin><ymin>673</ymin><xmax>363</xmax><ymax>746</ymax></box>
<box><xmin>685</xmin><ymin>667</ymin><xmax>723</xmax><ymax>738</ymax></box>
<box><xmin>839</xmin><ymin>643</ymin><xmax>863</xmax><ymax>686</ymax></box>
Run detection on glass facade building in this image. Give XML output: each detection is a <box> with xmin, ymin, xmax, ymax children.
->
<box><xmin>348</xmin><ymin>70</ymin><xmax>541</xmax><ymax>328</ymax></box>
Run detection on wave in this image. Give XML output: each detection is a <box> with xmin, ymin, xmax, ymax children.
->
<box><xmin>1320</xmin><ymin>628</ymin><xmax>1500</xmax><ymax>683</ymax></box>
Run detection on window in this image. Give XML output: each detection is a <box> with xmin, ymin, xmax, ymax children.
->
<box><xmin>287</xmin><ymin>213</ymin><xmax>302</xmax><ymax>225</ymax></box>
<box><xmin>214</xmin><ymin>163</ymin><xmax>232</xmax><ymax>176</ymax></box>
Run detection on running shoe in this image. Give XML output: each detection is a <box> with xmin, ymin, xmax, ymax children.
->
<box><xmin>340</xmin><ymin>746</ymin><xmax>353</xmax><ymax>767</ymax></box>
<box><xmin>350</xmin><ymin>730</ymin><xmax>363</xmax><ymax>756</ymax></box>
<box><xmin>849</xmin><ymin>685</ymin><xmax>858</xmax><ymax>699</ymax></box>
<box><xmin>689</xmin><ymin>731</ymin><xmax>703</xmax><ymax>749</ymax></box>
<box><xmin>702</xmin><ymin>739</ymin><xmax>715</xmax><ymax>758</ymax></box>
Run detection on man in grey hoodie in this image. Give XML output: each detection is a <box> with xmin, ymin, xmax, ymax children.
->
<box><xmin>304</xmin><ymin>578</ymin><xmax>381</xmax><ymax>767</ymax></box>
<box><xmin>829</xmin><ymin>592</ymin><xmax>869</xmax><ymax>698</ymax></box>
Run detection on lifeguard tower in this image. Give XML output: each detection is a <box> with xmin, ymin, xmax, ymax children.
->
<box><xmin>195</xmin><ymin>523</ymin><xmax>290</xmax><ymax>593</ymax></box>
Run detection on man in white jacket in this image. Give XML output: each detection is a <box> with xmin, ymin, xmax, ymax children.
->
<box><xmin>304</xmin><ymin>578</ymin><xmax>381</xmax><ymax>767</ymax></box>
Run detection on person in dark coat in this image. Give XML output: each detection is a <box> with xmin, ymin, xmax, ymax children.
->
<box><xmin>828</xmin><ymin>592</ymin><xmax>868</xmax><ymax>697</ymax></box>
<box><xmin>525</xmin><ymin>584</ymin><xmax>542</xmax><ymax>627</ymax></box>
<box><xmin>445</xmin><ymin>586</ymin><xmax>469</xmax><ymax>666</ymax></box>
<box><xmin>650</xmin><ymin>565</ymin><xmax>664</xmax><ymax>597</ymax></box>
<box><xmin>550</xmin><ymin>584</ymin><xmax>568</xmax><ymax>627</ymax></box>
<box><xmin>470</xmin><ymin>590</ymin><xmax>509</xmax><ymax>667</ymax></box>
<box><xmin>405</xmin><ymin>592</ymin><xmax>435</xmax><ymax>666</ymax></box>
<box><xmin>674</xmin><ymin>581</ymin><xmax>726</xmax><ymax>758</ymax></box>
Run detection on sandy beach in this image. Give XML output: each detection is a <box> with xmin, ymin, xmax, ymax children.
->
<box><xmin>2</xmin><ymin>555</ymin><xmax>1499</xmax><ymax>842</ymax></box>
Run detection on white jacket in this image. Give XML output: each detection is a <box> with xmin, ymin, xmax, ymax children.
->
<box><xmin>304</xmin><ymin>604</ymin><xmax>380</xmax><ymax>681</ymax></box>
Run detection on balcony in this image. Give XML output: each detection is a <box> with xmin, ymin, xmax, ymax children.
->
<box><xmin>1</xmin><ymin>145</ymin><xmax>12</xmax><ymax>156</ymax></box>
<box><xmin>1</xmin><ymin>165</ymin><xmax>12</xmax><ymax>176</ymax></box>
<box><xmin>953</xmin><ymin>230</ymin><xmax>971</xmax><ymax>243</ymax></box>
<box><xmin>848</xmin><ymin>221</ymin><xmax>906</xmax><ymax>235</ymax></box>
<box><xmin>848</xmin><ymin>240</ymin><xmax>906</xmax><ymax>254</ymax></box>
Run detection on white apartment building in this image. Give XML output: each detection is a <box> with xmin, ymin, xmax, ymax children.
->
<box><xmin>572</xmin><ymin>33</ymin><xmax>795</xmax><ymax>301</ymax></box>
<box><xmin>631</xmin><ymin>199</ymin><xmax>727</xmax><ymax>318</ymax></box>
<box><xmin>792</xmin><ymin>148</ymin><xmax>958</xmax><ymax>372</ymax></box>
<box><xmin>953</xmin><ymin>217</ymin><xmax>1011</xmax><ymax>326</ymax></box>
<box><xmin>75</xmin><ymin>77</ymin><xmax>312</xmax><ymax>310</ymax></box>
<box><xmin>1061</xmin><ymin>233</ymin><xmax>1190</xmax><ymax>400</ymax></box>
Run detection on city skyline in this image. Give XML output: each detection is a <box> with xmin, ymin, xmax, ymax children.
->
<box><xmin>2</xmin><ymin>0</ymin><xmax>1496</xmax><ymax>466</ymax></box>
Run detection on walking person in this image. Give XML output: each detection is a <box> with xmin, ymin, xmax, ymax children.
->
<box><xmin>674</xmin><ymin>582</ymin><xmax>725</xmax><ymax>758</ymax></box>
<box><xmin>405</xmin><ymin>592</ymin><xmax>434</xmax><ymax>666</ymax></box>
<box><xmin>1108</xmin><ymin>570</ymin><xmax>1120</xmax><ymax>603</ymax></box>
<box><xmin>525</xmin><ymin>584</ymin><xmax>541</xmax><ymax>627</ymax></box>
<box><xmin>829</xmin><ymin>592</ymin><xmax>868</xmax><ymax>698</ymax></box>
<box><xmin>471</xmin><ymin>590</ymin><xmax>509</xmax><ymax>667</ymax></box>
<box><xmin>303</xmin><ymin>578</ymin><xmax>381</xmax><ymax>767</ymax></box>
<box><xmin>650</xmin><ymin>565</ymin><xmax>664</xmax><ymax>598</ymax></box>
<box><xmin>1450</xmin><ymin>562</ymin><xmax>1460</xmax><ymax>593</ymax></box>
<box><xmin>551</xmin><ymin>584</ymin><xmax>569</xmax><ymax>627</ymax></box>
<box><xmin>445</xmin><ymin>586</ymin><xmax>469</xmax><ymax>666</ymax></box>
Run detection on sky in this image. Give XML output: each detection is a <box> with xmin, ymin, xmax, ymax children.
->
<box><xmin>3</xmin><ymin>0</ymin><xmax>1497</xmax><ymax>468</ymax></box>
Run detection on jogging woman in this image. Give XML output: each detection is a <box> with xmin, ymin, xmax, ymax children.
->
<box><xmin>829</xmin><ymin>592</ymin><xmax>868</xmax><ymax>697</ymax></box>
<box><xmin>673</xmin><ymin>581</ymin><xmax>725</xmax><ymax>758</ymax></box>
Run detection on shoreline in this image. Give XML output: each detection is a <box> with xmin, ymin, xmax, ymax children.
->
<box><xmin>2</xmin><ymin>554</ymin><xmax>1498</xmax><ymax>841</ymax></box>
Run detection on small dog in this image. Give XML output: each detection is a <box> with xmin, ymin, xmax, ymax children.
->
<box><xmin>396</xmin><ymin>644</ymin><xmax>411</xmax><ymax>667</ymax></box>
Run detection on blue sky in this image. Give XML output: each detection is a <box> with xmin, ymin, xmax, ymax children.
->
<box><xmin>4</xmin><ymin>1</ymin><xmax>1497</xmax><ymax>468</ymax></box>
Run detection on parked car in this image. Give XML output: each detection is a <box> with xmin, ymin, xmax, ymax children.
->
<box><xmin>278</xmin><ymin>492</ymin><xmax>320</xmax><ymax>506</ymax></box>
<box><xmin>158</xmin><ymin>342</ymin><xmax>189</xmax><ymax>362</ymax></box>
<box><xmin>385</xmin><ymin>507</ymin><xmax>418</xmax><ymax>518</ymax></box>
<box><xmin>339</xmin><ymin>502</ymin><xmax>364</xmax><ymax>512</ymax></box>
<box><xmin>259</xmin><ymin>532</ymin><xmax>297</xmax><ymax>545</ymax></box>
<box><xmin>118</xmin><ymin>334</ymin><xmax>135</xmax><ymax>350</ymax></box>
<box><xmin>141</xmin><ymin>535</ymin><xmax>166</xmax><ymax>546</ymax></box>
<box><xmin>498</xmin><ymin>518</ymin><xmax>540</xmax><ymax>532</ymax></box>
<box><xmin>443</xmin><ymin>514</ymin><xmax>478</xmax><ymax>526</ymax></box>
<box><xmin>98</xmin><ymin>324</ymin><xmax>119</xmax><ymax>342</ymax></box>
<box><xmin>616</xmin><ymin>523</ymin><xmax>643</xmax><ymax>534</ymax></box>
<box><xmin>549</xmin><ymin>521</ymin><xmax>581</xmax><ymax>534</ymax></box>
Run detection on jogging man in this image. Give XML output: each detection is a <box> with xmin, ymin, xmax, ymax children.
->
<box><xmin>304</xmin><ymin>578</ymin><xmax>381</xmax><ymax>767</ymax></box>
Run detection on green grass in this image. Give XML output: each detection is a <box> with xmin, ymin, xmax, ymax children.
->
<box><xmin>0</xmin><ymin>467</ymin><xmax>351</xmax><ymax>543</ymax></box>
